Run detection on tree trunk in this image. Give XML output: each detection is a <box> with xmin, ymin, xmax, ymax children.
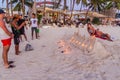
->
<box><xmin>70</xmin><ymin>0</ymin><xmax>75</xmax><ymax>20</ymax></box>
<box><xmin>85</xmin><ymin>7</ymin><xmax>90</xmax><ymax>22</ymax></box>
<box><xmin>52</xmin><ymin>0</ymin><xmax>57</xmax><ymax>9</ymax></box>
<box><xmin>10</xmin><ymin>0</ymin><xmax>13</xmax><ymax>16</ymax></box>
<box><xmin>70</xmin><ymin>0</ymin><xmax>72</xmax><ymax>11</ymax></box>
<box><xmin>63</xmin><ymin>0</ymin><xmax>67</xmax><ymax>10</ymax></box>
<box><xmin>44</xmin><ymin>0</ymin><xmax>46</xmax><ymax>16</ymax></box>
<box><xmin>80</xmin><ymin>0</ymin><xmax>83</xmax><ymax>12</ymax></box>
<box><xmin>63</xmin><ymin>0</ymin><xmax>67</xmax><ymax>24</ymax></box>
<box><xmin>6</xmin><ymin>0</ymin><xmax>10</xmax><ymax>15</ymax></box>
<box><xmin>33</xmin><ymin>0</ymin><xmax>37</xmax><ymax>14</ymax></box>
<box><xmin>56</xmin><ymin>0</ymin><xmax>61</xmax><ymax>8</ymax></box>
<box><xmin>21</xmin><ymin>0</ymin><xmax>25</xmax><ymax>16</ymax></box>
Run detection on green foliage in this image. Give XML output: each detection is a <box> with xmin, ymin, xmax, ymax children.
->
<box><xmin>9</xmin><ymin>0</ymin><xmax>33</xmax><ymax>11</ymax></box>
<box><xmin>92</xmin><ymin>17</ymin><xmax>100</xmax><ymax>25</ymax></box>
<box><xmin>85</xmin><ymin>18</ymin><xmax>91</xmax><ymax>23</ymax></box>
<box><xmin>76</xmin><ymin>0</ymin><xmax>87</xmax><ymax>5</ymax></box>
<box><xmin>87</xmin><ymin>0</ymin><xmax>106</xmax><ymax>12</ymax></box>
<box><xmin>105</xmin><ymin>0</ymin><xmax>120</xmax><ymax>9</ymax></box>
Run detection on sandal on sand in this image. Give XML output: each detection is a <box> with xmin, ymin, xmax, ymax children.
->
<box><xmin>6</xmin><ymin>65</ymin><xmax>16</xmax><ymax>69</ymax></box>
<box><xmin>8</xmin><ymin>61</ymin><xmax>14</xmax><ymax>65</ymax></box>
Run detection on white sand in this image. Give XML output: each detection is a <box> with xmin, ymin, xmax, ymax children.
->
<box><xmin>0</xmin><ymin>25</ymin><xmax>120</xmax><ymax>80</ymax></box>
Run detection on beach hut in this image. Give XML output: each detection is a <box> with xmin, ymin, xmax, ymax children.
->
<box><xmin>87</xmin><ymin>11</ymin><xmax>107</xmax><ymax>18</ymax></box>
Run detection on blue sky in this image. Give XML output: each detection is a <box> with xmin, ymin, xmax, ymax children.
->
<box><xmin>0</xmin><ymin>0</ymin><xmax>86</xmax><ymax>10</ymax></box>
<box><xmin>0</xmin><ymin>0</ymin><xmax>4</xmax><ymax>8</ymax></box>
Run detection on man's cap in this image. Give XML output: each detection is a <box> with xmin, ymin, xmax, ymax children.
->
<box><xmin>0</xmin><ymin>9</ymin><xmax>5</xmax><ymax>14</ymax></box>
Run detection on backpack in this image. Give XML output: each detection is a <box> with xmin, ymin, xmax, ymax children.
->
<box><xmin>25</xmin><ymin>43</ymin><xmax>34</xmax><ymax>51</ymax></box>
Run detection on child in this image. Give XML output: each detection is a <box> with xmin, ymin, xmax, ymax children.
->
<box><xmin>30</xmin><ymin>13</ymin><xmax>39</xmax><ymax>40</ymax></box>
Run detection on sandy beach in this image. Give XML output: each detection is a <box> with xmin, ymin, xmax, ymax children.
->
<box><xmin>0</xmin><ymin>25</ymin><xmax>120</xmax><ymax>80</ymax></box>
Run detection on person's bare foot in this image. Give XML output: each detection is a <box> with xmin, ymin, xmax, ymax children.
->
<box><xmin>15</xmin><ymin>51</ymin><xmax>21</xmax><ymax>55</ymax></box>
<box><xmin>5</xmin><ymin>65</ymin><xmax>15</xmax><ymax>69</ymax></box>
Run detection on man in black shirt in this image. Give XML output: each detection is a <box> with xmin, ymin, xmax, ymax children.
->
<box><xmin>18</xmin><ymin>15</ymin><xmax>27</xmax><ymax>41</ymax></box>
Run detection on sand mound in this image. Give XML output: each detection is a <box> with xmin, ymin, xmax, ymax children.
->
<box><xmin>0</xmin><ymin>27</ymin><xmax>120</xmax><ymax>80</ymax></box>
<box><xmin>91</xmin><ymin>40</ymin><xmax>111</xmax><ymax>59</ymax></box>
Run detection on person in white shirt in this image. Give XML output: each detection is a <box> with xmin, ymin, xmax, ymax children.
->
<box><xmin>30</xmin><ymin>13</ymin><xmax>38</xmax><ymax>40</ymax></box>
<box><xmin>0</xmin><ymin>9</ymin><xmax>15</xmax><ymax>68</ymax></box>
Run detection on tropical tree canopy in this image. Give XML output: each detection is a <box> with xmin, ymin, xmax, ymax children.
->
<box><xmin>2</xmin><ymin>0</ymin><xmax>120</xmax><ymax>14</ymax></box>
<box><xmin>9</xmin><ymin>0</ymin><xmax>33</xmax><ymax>11</ymax></box>
<box><xmin>52</xmin><ymin>0</ymin><xmax>62</xmax><ymax>8</ymax></box>
<box><xmin>105</xmin><ymin>0</ymin><xmax>120</xmax><ymax>9</ymax></box>
<box><xmin>76</xmin><ymin>0</ymin><xmax>87</xmax><ymax>5</ymax></box>
<box><xmin>87</xmin><ymin>0</ymin><xmax>107</xmax><ymax>12</ymax></box>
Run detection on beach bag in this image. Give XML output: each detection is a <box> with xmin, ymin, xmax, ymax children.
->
<box><xmin>36</xmin><ymin>28</ymin><xmax>40</xmax><ymax>33</ymax></box>
<box><xmin>25</xmin><ymin>43</ymin><xmax>34</xmax><ymax>51</ymax></box>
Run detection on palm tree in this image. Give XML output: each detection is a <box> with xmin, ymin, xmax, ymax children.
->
<box><xmin>70</xmin><ymin>0</ymin><xmax>75</xmax><ymax>19</ymax></box>
<box><xmin>22</xmin><ymin>0</ymin><xmax>25</xmax><ymax>15</ymax></box>
<box><xmin>2</xmin><ymin>0</ymin><xmax>9</xmax><ymax>15</ymax></box>
<box><xmin>63</xmin><ymin>0</ymin><xmax>67</xmax><ymax>24</ymax></box>
<box><xmin>9</xmin><ymin>0</ymin><xmax>33</xmax><ymax>16</ymax></box>
<box><xmin>105</xmin><ymin>0</ymin><xmax>120</xmax><ymax>9</ymax></box>
<box><xmin>84</xmin><ymin>0</ymin><xmax>106</xmax><ymax>20</ymax></box>
<box><xmin>52</xmin><ymin>0</ymin><xmax>61</xmax><ymax>9</ymax></box>
<box><xmin>56</xmin><ymin>0</ymin><xmax>62</xmax><ymax>8</ymax></box>
<box><xmin>70</xmin><ymin>0</ymin><xmax>72</xmax><ymax>11</ymax></box>
<box><xmin>44</xmin><ymin>0</ymin><xmax>46</xmax><ymax>10</ymax></box>
<box><xmin>87</xmin><ymin>0</ymin><xmax>106</xmax><ymax>12</ymax></box>
<box><xmin>63</xmin><ymin>0</ymin><xmax>67</xmax><ymax>10</ymax></box>
<box><xmin>76</xmin><ymin>0</ymin><xmax>87</xmax><ymax>11</ymax></box>
<box><xmin>43</xmin><ymin>0</ymin><xmax>46</xmax><ymax>16</ymax></box>
<box><xmin>103</xmin><ymin>0</ymin><xmax>120</xmax><ymax>17</ymax></box>
<box><xmin>10</xmin><ymin>0</ymin><xmax>13</xmax><ymax>16</ymax></box>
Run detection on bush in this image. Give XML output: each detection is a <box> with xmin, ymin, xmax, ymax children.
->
<box><xmin>86</xmin><ymin>18</ymin><xmax>91</xmax><ymax>23</ymax></box>
<box><xmin>92</xmin><ymin>17</ymin><xmax>100</xmax><ymax>25</ymax></box>
<box><xmin>82</xmin><ymin>18</ymin><xmax>90</xmax><ymax>25</ymax></box>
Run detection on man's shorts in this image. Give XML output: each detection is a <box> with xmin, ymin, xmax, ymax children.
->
<box><xmin>20</xmin><ymin>28</ymin><xmax>25</xmax><ymax>35</ymax></box>
<box><xmin>32</xmin><ymin>27</ymin><xmax>37</xmax><ymax>33</ymax></box>
<box><xmin>1</xmin><ymin>38</ymin><xmax>11</xmax><ymax>46</ymax></box>
<box><xmin>14</xmin><ymin>36</ymin><xmax>20</xmax><ymax>45</ymax></box>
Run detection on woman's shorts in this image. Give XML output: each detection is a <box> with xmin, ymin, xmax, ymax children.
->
<box><xmin>1</xmin><ymin>38</ymin><xmax>11</xmax><ymax>46</ymax></box>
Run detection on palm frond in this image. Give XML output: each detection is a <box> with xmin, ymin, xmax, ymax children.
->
<box><xmin>13</xmin><ymin>2</ymin><xmax>21</xmax><ymax>11</ymax></box>
<box><xmin>76</xmin><ymin>0</ymin><xmax>81</xmax><ymax>5</ymax></box>
<box><xmin>8</xmin><ymin>0</ymin><xmax>18</xmax><ymax>4</ymax></box>
<box><xmin>24</xmin><ymin>1</ymin><xmax>33</xmax><ymax>8</ymax></box>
